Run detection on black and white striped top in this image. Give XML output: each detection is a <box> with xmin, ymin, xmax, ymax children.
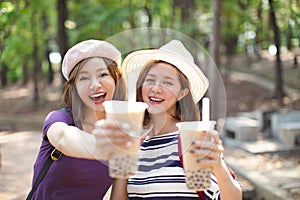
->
<box><xmin>127</xmin><ymin>131</ymin><xmax>221</xmax><ymax>200</ymax></box>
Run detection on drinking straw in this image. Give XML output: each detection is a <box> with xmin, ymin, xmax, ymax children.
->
<box><xmin>202</xmin><ymin>97</ymin><xmax>210</xmax><ymax>121</ymax></box>
<box><xmin>128</xmin><ymin>72</ymin><xmax>136</xmax><ymax>103</ymax></box>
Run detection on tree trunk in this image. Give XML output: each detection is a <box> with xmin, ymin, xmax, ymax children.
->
<box><xmin>57</xmin><ymin>0</ymin><xmax>69</xmax><ymax>82</ymax></box>
<box><xmin>22</xmin><ymin>62</ymin><xmax>29</xmax><ymax>85</ymax></box>
<box><xmin>144</xmin><ymin>0</ymin><xmax>152</xmax><ymax>27</ymax></box>
<box><xmin>0</xmin><ymin>63</ymin><xmax>8</xmax><ymax>88</ymax></box>
<box><xmin>208</xmin><ymin>0</ymin><xmax>226</xmax><ymax>129</ymax></box>
<box><xmin>42</xmin><ymin>14</ymin><xmax>54</xmax><ymax>84</ymax></box>
<box><xmin>180</xmin><ymin>0</ymin><xmax>195</xmax><ymax>24</ymax></box>
<box><xmin>31</xmin><ymin>3</ymin><xmax>42</xmax><ymax>109</ymax></box>
<box><xmin>178</xmin><ymin>0</ymin><xmax>196</xmax><ymax>37</ymax></box>
<box><xmin>32</xmin><ymin>40</ymin><xmax>40</xmax><ymax>108</ymax></box>
<box><xmin>46</xmin><ymin>46</ymin><xmax>54</xmax><ymax>84</ymax></box>
<box><xmin>269</xmin><ymin>0</ymin><xmax>285</xmax><ymax>101</ymax></box>
<box><xmin>286</xmin><ymin>23</ymin><xmax>292</xmax><ymax>50</ymax></box>
<box><xmin>255</xmin><ymin>1</ymin><xmax>263</xmax><ymax>59</ymax></box>
<box><xmin>210</xmin><ymin>0</ymin><xmax>221</xmax><ymax>68</ymax></box>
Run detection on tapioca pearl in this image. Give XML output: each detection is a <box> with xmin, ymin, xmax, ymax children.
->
<box><xmin>186</xmin><ymin>181</ymin><xmax>194</xmax><ymax>188</ymax></box>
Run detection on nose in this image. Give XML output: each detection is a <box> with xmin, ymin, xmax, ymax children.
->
<box><xmin>90</xmin><ymin>76</ymin><xmax>101</xmax><ymax>89</ymax></box>
<box><xmin>151</xmin><ymin>82</ymin><xmax>162</xmax><ymax>93</ymax></box>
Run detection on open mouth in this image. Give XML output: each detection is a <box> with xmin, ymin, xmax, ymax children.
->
<box><xmin>89</xmin><ymin>92</ymin><xmax>106</xmax><ymax>104</ymax></box>
<box><xmin>149</xmin><ymin>96</ymin><xmax>164</xmax><ymax>104</ymax></box>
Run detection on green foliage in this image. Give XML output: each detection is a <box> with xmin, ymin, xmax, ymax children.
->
<box><xmin>0</xmin><ymin>0</ymin><xmax>299</xmax><ymax>85</ymax></box>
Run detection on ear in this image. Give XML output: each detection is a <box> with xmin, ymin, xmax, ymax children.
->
<box><xmin>177</xmin><ymin>88</ymin><xmax>189</xmax><ymax>101</ymax></box>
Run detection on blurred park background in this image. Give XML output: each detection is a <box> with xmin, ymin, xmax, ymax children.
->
<box><xmin>0</xmin><ymin>0</ymin><xmax>300</xmax><ymax>199</ymax></box>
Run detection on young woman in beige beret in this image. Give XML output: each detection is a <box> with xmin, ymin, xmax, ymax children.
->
<box><xmin>28</xmin><ymin>40</ymin><xmax>133</xmax><ymax>200</ymax></box>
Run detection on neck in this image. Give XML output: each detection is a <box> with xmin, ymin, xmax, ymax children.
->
<box><xmin>82</xmin><ymin>108</ymin><xmax>106</xmax><ymax>133</ymax></box>
<box><xmin>151</xmin><ymin>113</ymin><xmax>179</xmax><ymax>136</ymax></box>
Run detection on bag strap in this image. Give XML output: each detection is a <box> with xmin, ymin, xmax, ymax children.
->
<box><xmin>26</xmin><ymin>149</ymin><xmax>62</xmax><ymax>200</ymax></box>
<box><xmin>26</xmin><ymin>108</ymin><xmax>72</xmax><ymax>200</ymax></box>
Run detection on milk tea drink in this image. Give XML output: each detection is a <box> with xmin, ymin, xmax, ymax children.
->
<box><xmin>176</xmin><ymin>121</ymin><xmax>216</xmax><ymax>190</ymax></box>
<box><xmin>103</xmin><ymin>100</ymin><xmax>148</xmax><ymax>178</ymax></box>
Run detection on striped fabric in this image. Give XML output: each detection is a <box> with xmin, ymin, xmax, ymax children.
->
<box><xmin>127</xmin><ymin>131</ymin><xmax>221</xmax><ymax>200</ymax></box>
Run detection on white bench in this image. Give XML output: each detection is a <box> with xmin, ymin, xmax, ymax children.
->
<box><xmin>224</xmin><ymin>116</ymin><xmax>260</xmax><ymax>141</ymax></box>
<box><xmin>271</xmin><ymin>111</ymin><xmax>300</xmax><ymax>140</ymax></box>
<box><xmin>279</xmin><ymin>122</ymin><xmax>300</xmax><ymax>146</ymax></box>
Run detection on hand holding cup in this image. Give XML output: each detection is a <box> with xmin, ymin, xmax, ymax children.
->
<box><xmin>92</xmin><ymin>119</ymin><xmax>136</xmax><ymax>161</ymax></box>
<box><xmin>190</xmin><ymin>129</ymin><xmax>224</xmax><ymax>171</ymax></box>
<box><xmin>102</xmin><ymin>100</ymin><xmax>148</xmax><ymax>178</ymax></box>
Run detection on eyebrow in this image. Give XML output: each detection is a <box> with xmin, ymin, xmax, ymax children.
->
<box><xmin>79</xmin><ymin>68</ymin><xmax>108</xmax><ymax>75</ymax></box>
<box><xmin>146</xmin><ymin>73</ymin><xmax>176</xmax><ymax>80</ymax></box>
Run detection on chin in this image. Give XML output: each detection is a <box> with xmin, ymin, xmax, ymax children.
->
<box><xmin>93</xmin><ymin>104</ymin><xmax>105</xmax><ymax>112</ymax></box>
<box><xmin>148</xmin><ymin>106</ymin><xmax>165</xmax><ymax>115</ymax></box>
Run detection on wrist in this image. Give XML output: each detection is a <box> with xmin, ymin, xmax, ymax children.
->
<box><xmin>213</xmin><ymin>159</ymin><xmax>230</xmax><ymax>178</ymax></box>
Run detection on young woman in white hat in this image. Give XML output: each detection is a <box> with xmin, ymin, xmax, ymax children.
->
<box><xmin>28</xmin><ymin>40</ymin><xmax>134</xmax><ymax>200</ymax></box>
<box><xmin>111</xmin><ymin>40</ymin><xmax>242</xmax><ymax>200</ymax></box>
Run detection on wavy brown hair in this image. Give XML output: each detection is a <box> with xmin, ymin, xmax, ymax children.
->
<box><xmin>136</xmin><ymin>61</ymin><xmax>200</xmax><ymax>128</ymax></box>
<box><xmin>62</xmin><ymin>57</ymin><xmax>126</xmax><ymax>127</ymax></box>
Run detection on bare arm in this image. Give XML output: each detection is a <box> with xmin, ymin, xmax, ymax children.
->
<box><xmin>47</xmin><ymin>120</ymin><xmax>135</xmax><ymax>161</ymax></box>
<box><xmin>47</xmin><ymin>122</ymin><xmax>96</xmax><ymax>159</ymax></box>
<box><xmin>110</xmin><ymin>179</ymin><xmax>128</xmax><ymax>200</ymax></box>
<box><xmin>213</xmin><ymin>160</ymin><xmax>242</xmax><ymax>200</ymax></box>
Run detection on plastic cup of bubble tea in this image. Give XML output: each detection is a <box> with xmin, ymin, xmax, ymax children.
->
<box><xmin>103</xmin><ymin>100</ymin><xmax>148</xmax><ymax>179</ymax></box>
<box><xmin>176</xmin><ymin>120</ymin><xmax>216</xmax><ymax>190</ymax></box>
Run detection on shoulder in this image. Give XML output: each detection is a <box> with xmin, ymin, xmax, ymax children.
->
<box><xmin>44</xmin><ymin>108</ymin><xmax>73</xmax><ymax>128</ymax></box>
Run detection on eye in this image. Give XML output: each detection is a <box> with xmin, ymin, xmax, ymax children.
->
<box><xmin>99</xmin><ymin>72</ymin><xmax>109</xmax><ymax>78</ymax></box>
<box><xmin>79</xmin><ymin>76</ymin><xmax>89</xmax><ymax>81</ymax></box>
<box><xmin>98</xmin><ymin>70</ymin><xmax>111</xmax><ymax>78</ymax></box>
<box><xmin>145</xmin><ymin>78</ymin><xmax>155</xmax><ymax>83</ymax></box>
<box><xmin>163</xmin><ymin>81</ymin><xmax>173</xmax><ymax>86</ymax></box>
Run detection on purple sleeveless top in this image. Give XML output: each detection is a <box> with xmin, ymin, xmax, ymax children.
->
<box><xmin>31</xmin><ymin>108</ymin><xmax>113</xmax><ymax>200</ymax></box>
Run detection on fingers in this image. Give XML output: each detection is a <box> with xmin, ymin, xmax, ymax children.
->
<box><xmin>94</xmin><ymin>120</ymin><xmax>132</xmax><ymax>134</ymax></box>
<box><xmin>191</xmin><ymin>139</ymin><xmax>223</xmax><ymax>153</ymax></box>
<box><xmin>189</xmin><ymin>130</ymin><xmax>224</xmax><ymax>167</ymax></box>
<box><xmin>91</xmin><ymin>119</ymin><xmax>137</xmax><ymax>161</ymax></box>
<box><xmin>93</xmin><ymin>120</ymin><xmax>135</xmax><ymax>141</ymax></box>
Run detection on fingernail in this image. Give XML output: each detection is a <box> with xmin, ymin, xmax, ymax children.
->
<box><xmin>218</xmin><ymin>144</ymin><xmax>224</xmax><ymax>151</ymax></box>
<box><xmin>95</xmin><ymin>120</ymin><xmax>104</xmax><ymax>127</ymax></box>
<box><xmin>128</xmin><ymin>131</ymin><xmax>136</xmax><ymax>137</ymax></box>
<box><xmin>121</xmin><ymin>123</ymin><xmax>130</xmax><ymax>130</ymax></box>
<box><xmin>126</xmin><ymin>141</ymin><xmax>133</xmax><ymax>146</ymax></box>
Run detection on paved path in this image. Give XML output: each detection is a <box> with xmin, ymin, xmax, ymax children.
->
<box><xmin>1</xmin><ymin>130</ymin><xmax>299</xmax><ymax>200</ymax></box>
<box><xmin>0</xmin><ymin>131</ymin><xmax>111</xmax><ymax>200</ymax></box>
<box><xmin>224</xmin><ymin>138</ymin><xmax>300</xmax><ymax>200</ymax></box>
<box><xmin>0</xmin><ymin>131</ymin><xmax>40</xmax><ymax>200</ymax></box>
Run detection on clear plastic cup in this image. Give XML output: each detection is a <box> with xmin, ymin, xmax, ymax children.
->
<box><xmin>176</xmin><ymin>120</ymin><xmax>216</xmax><ymax>190</ymax></box>
<box><xmin>103</xmin><ymin>100</ymin><xmax>148</xmax><ymax>178</ymax></box>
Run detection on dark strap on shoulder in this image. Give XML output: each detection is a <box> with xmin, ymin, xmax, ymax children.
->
<box><xmin>26</xmin><ymin>108</ymin><xmax>72</xmax><ymax>199</ymax></box>
<box><xmin>26</xmin><ymin>149</ymin><xmax>61</xmax><ymax>200</ymax></box>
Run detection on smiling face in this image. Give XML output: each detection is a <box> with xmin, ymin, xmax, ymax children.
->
<box><xmin>141</xmin><ymin>62</ymin><xmax>189</xmax><ymax>116</ymax></box>
<box><xmin>75</xmin><ymin>57</ymin><xmax>115</xmax><ymax>113</ymax></box>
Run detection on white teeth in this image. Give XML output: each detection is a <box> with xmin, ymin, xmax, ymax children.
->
<box><xmin>150</xmin><ymin>97</ymin><xmax>163</xmax><ymax>102</ymax></box>
<box><xmin>90</xmin><ymin>93</ymin><xmax>105</xmax><ymax>98</ymax></box>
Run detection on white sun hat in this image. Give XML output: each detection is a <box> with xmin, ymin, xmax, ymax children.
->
<box><xmin>62</xmin><ymin>39</ymin><xmax>121</xmax><ymax>80</ymax></box>
<box><xmin>121</xmin><ymin>40</ymin><xmax>209</xmax><ymax>103</ymax></box>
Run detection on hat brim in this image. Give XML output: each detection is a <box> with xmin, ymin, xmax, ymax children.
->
<box><xmin>121</xmin><ymin>49</ymin><xmax>209</xmax><ymax>103</ymax></box>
